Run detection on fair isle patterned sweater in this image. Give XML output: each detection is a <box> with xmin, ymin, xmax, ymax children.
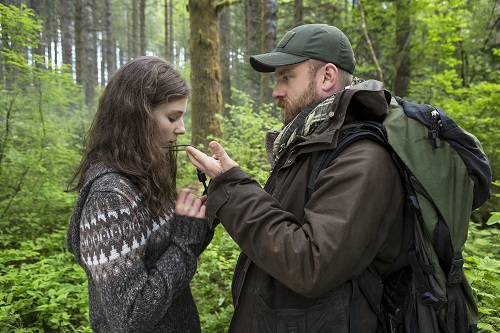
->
<box><xmin>66</xmin><ymin>164</ymin><xmax>213</xmax><ymax>333</ymax></box>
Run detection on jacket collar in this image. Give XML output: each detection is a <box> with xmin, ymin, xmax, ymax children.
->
<box><xmin>266</xmin><ymin>80</ymin><xmax>391</xmax><ymax>166</ymax></box>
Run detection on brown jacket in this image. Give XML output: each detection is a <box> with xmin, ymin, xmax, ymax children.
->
<box><xmin>205</xmin><ymin>81</ymin><xmax>405</xmax><ymax>333</ymax></box>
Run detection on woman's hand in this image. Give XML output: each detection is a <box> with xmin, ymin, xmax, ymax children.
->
<box><xmin>175</xmin><ymin>189</ymin><xmax>207</xmax><ymax>219</ymax></box>
<box><xmin>186</xmin><ymin>141</ymin><xmax>238</xmax><ymax>179</ymax></box>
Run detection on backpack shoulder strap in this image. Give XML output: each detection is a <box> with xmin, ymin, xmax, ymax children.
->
<box><xmin>307</xmin><ymin>121</ymin><xmax>388</xmax><ymax>198</ymax></box>
<box><xmin>306</xmin><ymin>120</ymin><xmax>416</xmax><ymax>333</ymax></box>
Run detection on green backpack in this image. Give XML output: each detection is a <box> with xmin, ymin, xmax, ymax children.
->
<box><xmin>308</xmin><ymin>96</ymin><xmax>492</xmax><ymax>333</ymax></box>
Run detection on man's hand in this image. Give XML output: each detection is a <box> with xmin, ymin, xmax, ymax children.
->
<box><xmin>186</xmin><ymin>141</ymin><xmax>239</xmax><ymax>179</ymax></box>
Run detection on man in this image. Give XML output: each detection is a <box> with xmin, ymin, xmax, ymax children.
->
<box><xmin>187</xmin><ymin>24</ymin><xmax>404</xmax><ymax>332</ymax></box>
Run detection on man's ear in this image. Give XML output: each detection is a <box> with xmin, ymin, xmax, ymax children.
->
<box><xmin>321</xmin><ymin>63</ymin><xmax>338</xmax><ymax>92</ymax></box>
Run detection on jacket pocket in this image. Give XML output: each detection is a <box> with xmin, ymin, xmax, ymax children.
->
<box><xmin>232</xmin><ymin>253</ymin><xmax>251</xmax><ymax>307</ymax></box>
<box><xmin>251</xmin><ymin>290</ymin><xmax>348</xmax><ymax>333</ymax></box>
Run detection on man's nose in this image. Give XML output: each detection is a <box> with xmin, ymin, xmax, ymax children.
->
<box><xmin>272</xmin><ymin>85</ymin><xmax>285</xmax><ymax>99</ymax></box>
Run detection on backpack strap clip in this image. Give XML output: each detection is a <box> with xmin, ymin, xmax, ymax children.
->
<box><xmin>448</xmin><ymin>254</ymin><xmax>465</xmax><ymax>286</ymax></box>
<box><xmin>428</xmin><ymin>109</ymin><xmax>442</xmax><ymax>148</ymax></box>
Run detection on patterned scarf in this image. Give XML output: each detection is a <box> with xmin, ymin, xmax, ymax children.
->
<box><xmin>273</xmin><ymin>94</ymin><xmax>336</xmax><ymax>160</ymax></box>
<box><xmin>272</xmin><ymin>77</ymin><xmax>365</xmax><ymax>160</ymax></box>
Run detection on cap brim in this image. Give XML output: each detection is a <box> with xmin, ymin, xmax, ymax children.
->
<box><xmin>250</xmin><ymin>52</ymin><xmax>309</xmax><ymax>72</ymax></box>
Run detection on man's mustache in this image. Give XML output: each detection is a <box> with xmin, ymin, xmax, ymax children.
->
<box><xmin>277</xmin><ymin>98</ymin><xmax>287</xmax><ymax>109</ymax></box>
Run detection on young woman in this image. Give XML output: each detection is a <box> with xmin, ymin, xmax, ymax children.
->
<box><xmin>66</xmin><ymin>56</ymin><xmax>213</xmax><ymax>333</ymax></box>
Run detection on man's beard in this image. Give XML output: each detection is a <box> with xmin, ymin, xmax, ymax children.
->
<box><xmin>277</xmin><ymin>79</ymin><xmax>320</xmax><ymax>125</ymax></box>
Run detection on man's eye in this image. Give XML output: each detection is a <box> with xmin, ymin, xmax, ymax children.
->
<box><xmin>168</xmin><ymin>117</ymin><xmax>177</xmax><ymax>123</ymax></box>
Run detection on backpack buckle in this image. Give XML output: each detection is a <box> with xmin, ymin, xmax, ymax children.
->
<box><xmin>447</xmin><ymin>257</ymin><xmax>464</xmax><ymax>286</ymax></box>
<box><xmin>416</xmin><ymin>284</ymin><xmax>439</xmax><ymax>305</ymax></box>
<box><xmin>428</xmin><ymin>109</ymin><xmax>442</xmax><ymax>148</ymax></box>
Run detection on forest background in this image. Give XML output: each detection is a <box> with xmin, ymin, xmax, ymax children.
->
<box><xmin>0</xmin><ymin>0</ymin><xmax>499</xmax><ymax>332</ymax></box>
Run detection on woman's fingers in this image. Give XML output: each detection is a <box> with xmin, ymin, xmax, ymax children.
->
<box><xmin>175</xmin><ymin>189</ymin><xmax>206</xmax><ymax>218</ymax></box>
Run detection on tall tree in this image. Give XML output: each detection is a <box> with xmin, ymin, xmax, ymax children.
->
<box><xmin>260</xmin><ymin>0</ymin><xmax>277</xmax><ymax>107</ymax></box>
<box><xmin>219</xmin><ymin>4</ymin><xmax>232</xmax><ymax>118</ymax></box>
<box><xmin>83</xmin><ymin>0</ymin><xmax>97</xmax><ymax>107</ymax></box>
<box><xmin>44</xmin><ymin>0</ymin><xmax>56</xmax><ymax>68</ymax></box>
<box><xmin>96</xmin><ymin>1</ymin><xmax>105</xmax><ymax>87</ymax></box>
<box><xmin>105</xmin><ymin>0</ymin><xmax>116</xmax><ymax>79</ymax></box>
<box><xmin>358</xmin><ymin>0</ymin><xmax>384</xmax><ymax>83</ymax></box>
<box><xmin>140</xmin><ymin>0</ymin><xmax>146</xmax><ymax>55</ymax></box>
<box><xmin>188</xmin><ymin>0</ymin><xmax>223</xmax><ymax>146</ymax></box>
<box><xmin>131</xmin><ymin>0</ymin><xmax>139</xmax><ymax>58</ymax></box>
<box><xmin>294</xmin><ymin>0</ymin><xmax>303</xmax><ymax>26</ymax></box>
<box><xmin>60</xmin><ymin>0</ymin><xmax>73</xmax><ymax>71</ymax></box>
<box><xmin>74</xmin><ymin>0</ymin><xmax>83</xmax><ymax>84</ymax></box>
<box><xmin>164</xmin><ymin>0</ymin><xmax>170</xmax><ymax>60</ymax></box>
<box><xmin>163</xmin><ymin>0</ymin><xmax>175</xmax><ymax>62</ymax></box>
<box><xmin>29</xmin><ymin>0</ymin><xmax>45</xmax><ymax>69</ymax></box>
<box><xmin>394</xmin><ymin>0</ymin><xmax>411</xmax><ymax>96</ymax></box>
<box><xmin>246</xmin><ymin>0</ymin><xmax>261</xmax><ymax>105</ymax></box>
<box><xmin>169</xmin><ymin>0</ymin><xmax>174</xmax><ymax>62</ymax></box>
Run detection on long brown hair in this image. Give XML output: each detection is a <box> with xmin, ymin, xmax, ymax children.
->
<box><xmin>67</xmin><ymin>56</ymin><xmax>191</xmax><ymax>216</ymax></box>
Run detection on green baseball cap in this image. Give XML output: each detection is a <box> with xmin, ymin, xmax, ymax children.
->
<box><xmin>250</xmin><ymin>24</ymin><xmax>356</xmax><ymax>74</ymax></box>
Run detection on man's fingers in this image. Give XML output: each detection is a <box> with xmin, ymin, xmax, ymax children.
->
<box><xmin>209</xmin><ymin>141</ymin><xmax>239</xmax><ymax>171</ymax></box>
<box><xmin>185</xmin><ymin>141</ymin><xmax>236</xmax><ymax>178</ymax></box>
<box><xmin>209</xmin><ymin>141</ymin><xmax>226</xmax><ymax>160</ymax></box>
<box><xmin>185</xmin><ymin>146</ymin><xmax>204</xmax><ymax>169</ymax></box>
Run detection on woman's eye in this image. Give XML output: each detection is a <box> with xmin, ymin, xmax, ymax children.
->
<box><xmin>168</xmin><ymin>117</ymin><xmax>177</xmax><ymax>123</ymax></box>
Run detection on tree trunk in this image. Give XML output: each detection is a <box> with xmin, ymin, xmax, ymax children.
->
<box><xmin>219</xmin><ymin>5</ymin><xmax>232</xmax><ymax>118</ymax></box>
<box><xmin>246</xmin><ymin>0</ymin><xmax>261</xmax><ymax>106</ymax></box>
<box><xmin>294</xmin><ymin>0</ymin><xmax>303</xmax><ymax>26</ymax></box>
<box><xmin>74</xmin><ymin>0</ymin><xmax>83</xmax><ymax>84</ymax></box>
<box><xmin>105</xmin><ymin>0</ymin><xmax>116</xmax><ymax>78</ymax></box>
<box><xmin>99</xmin><ymin>2</ymin><xmax>106</xmax><ymax>88</ymax></box>
<box><xmin>163</xmin><ymin>0</ymin><xmax>175</xmax><ymax>62</ymax></box>
<box><xmin>44</xmin><ymin>0</ymin><xmax>54</xmax><ymax>69</ymax></box>
<box><xmin>169</xmin><ymin>0</ymin><xmax>174</xmax><ymax>63</ymax></box>
<box><xmin>60</xmin><ymin>0</ymin><xmax>73</xmax><ymax>71</ymax></box>
<box><xmin>131</xmin><ymin>0</ymin><xmax>139</xmax><ymax>58</ymax></box>
<box><xmin>188</xmin><ymin>0</ymin><xmax>222</xmax><ymax>146</ymax></box>
<box><xmin>394</xmin><ymin>0</ymin><xmax>411</xmax><ymax>97</ymax></box>
<box><xmin>140</xmin><ymin>0</ymin><xmax>146</xmax><ymax>55</ymax></box>
<box><xmin>164</xmin><ymin>0</ymin><xmax>169</xmax><ymax>60</ymax></box>
<box><xmin>29</xmin><ymin>0</ymin><xmax>45</xmax><ymax>69</ymax></box>
<box><xmin>260</xmin><ymin>0</ymin><xmax>277</xmax><ymax>108</ymax></box>
<box><xmin>83</xmin><ymin>0</ymin><xmax>97</xmax><ymax>108</ymax></box>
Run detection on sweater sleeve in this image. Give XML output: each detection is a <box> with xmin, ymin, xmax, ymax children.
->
<box><xmin>79</xmin><ymin>188</ymin><xmax>208</xmax><ymax>333</ymax></box>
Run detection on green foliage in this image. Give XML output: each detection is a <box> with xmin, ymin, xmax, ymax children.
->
<box><xmin>0</xmin><ymin>229</ymin><xmax>91</xmax><ymax>333</ymax></box>
<box><xmin>0</xmin><ymin>3</ymin><xmax>85</xmax><ymax>248</ymax></box>
<box><xmin>485</xmin><ymin>181</ymin><xmax>500</xmax><ymax>226</ymax></box>
<box><xmin>219</xmin><ymin>89</ymin><xmax>281</xmax><ymax>185</ymax></box>
<box><xmin>191</xmin><ymin>227</ymin><xmax>240</xmax><ymax>332</ymax></box>
<box><xmin>0</xmin><ymin>4</ymin><xmax>42</xmax><ymax>59</ymax></box>
<box><xmin>0</xmin><ymin>4</ymin><xmax>90</xmax><ymax>331</ymax></box>
<box><xmin>464</xmin><ymin>223</ymin><xmax>500</xmax><ymax>332</ymax></box>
